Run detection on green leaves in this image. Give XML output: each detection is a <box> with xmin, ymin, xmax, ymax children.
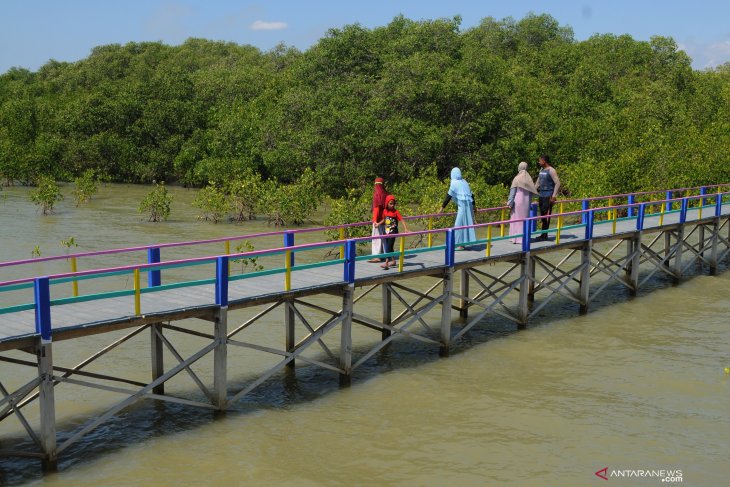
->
<box><xmin>29</xmin><ymin>176</ymin><xmax>63</xmax><ymax>215</ymax></box>
<box><xmin>0</xmin><ymin>14</ymin><xmax>728</xmax><ymax>196</ymax></box>
<box><xmin>138</xmin><ymin>182</ymin><xmax>173</xmax><ymax>222</ymax></box>
<box><xmin>71</xmin><ymin>169</ymin><xmax>100</xmax><ymax>206</ymax></box>
<box><xmin>192</xmin><ymin>182</ymin><xmax>230</xmax><ymax>223</ymax></box>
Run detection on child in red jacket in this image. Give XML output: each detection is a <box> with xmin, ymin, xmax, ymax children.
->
<box><xmin>375</xmin><ymin>195</ymin><xmax>409</xmax><ymax>269</ymax></box>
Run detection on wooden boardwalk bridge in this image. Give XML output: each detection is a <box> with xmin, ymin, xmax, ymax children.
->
<box><xmin>1</xmin><ymin>185</ymin><xmax>729</xmax><ymax>470</ymax></box>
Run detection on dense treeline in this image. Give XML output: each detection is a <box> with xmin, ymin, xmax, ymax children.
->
<box><xmin>1</xmin><ymin>13</ymin><xmax>729</xmax><ymax>199</ymax></box>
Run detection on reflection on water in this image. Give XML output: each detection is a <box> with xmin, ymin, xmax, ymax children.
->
<box><xmin>1</xmin><ymin>184</ymin><xmax>729</xmax><ymax>486</ymax></box>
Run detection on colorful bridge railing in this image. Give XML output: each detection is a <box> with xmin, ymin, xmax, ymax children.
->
<box><xmin>1</xmin><ymin>184</ymin><xmax>729</xmax><ymax>341</ymax></box>
<box><xmin>1</xmin><ymin>183</ymin><xmax>727</xmax><ymax>280</ymax></box>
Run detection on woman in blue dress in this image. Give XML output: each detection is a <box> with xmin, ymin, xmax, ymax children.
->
<box><xmin>440</xmin><ymin>167</ymin><xmax>476</xmax><ymax>249</ymax></box>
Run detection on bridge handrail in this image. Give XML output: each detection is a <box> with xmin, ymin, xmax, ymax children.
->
<box><xmin>0</xmin><ymin>184</ymin><xmax>727</xmax><ymax>282</ymax></box>
<box><xmin>6</xmin><ymin>190</ymin><xmax>725</xmax><ymax>288</ymax></box>
<box><xmin>4</xmin><ymin>189</ymin><xmax>729</xmax><ymax>340</ymax></box>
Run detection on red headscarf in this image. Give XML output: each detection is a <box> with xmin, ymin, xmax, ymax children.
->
<box><xmin>373</xmin><ymin>177</ymin><xmax>389</xmax><ymax>209</ymax></box>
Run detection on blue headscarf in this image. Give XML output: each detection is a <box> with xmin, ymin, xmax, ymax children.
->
<box><xmin>448</xmin><ymin>167</ymin><xmax>472</xmax><ymax>203</ymax></box>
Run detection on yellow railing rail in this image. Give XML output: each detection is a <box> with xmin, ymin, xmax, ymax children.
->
<box><xmin>134</xmin><ymin>268</ymin><xmax>141</xmax><ymax>315</ymax></box>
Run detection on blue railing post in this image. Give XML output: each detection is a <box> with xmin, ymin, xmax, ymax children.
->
<box><xmin>627</xmin><ymin>194</ymin><xmax>635</xmax><ymax>218</ymax></box>
<box><xmin>343</xmin><ymin>240</ymin><xmax>357</xmax><ymax>283</ymax></box>
<box><xmin>680</xmin><ymin>197</ymin><xmax>688</xmax><ymax>223</ymax></box>
<box><xmin>637</xmin><ymin>203</ymin><xmax>646</xmax><ymax>230</ymax></box>
<box><xmin>444</xmin><ymin>229</ymin><xmax>455</xmax><ymax>267</ymax></box>
<box><xmin>34</xmin><ymin>277</ymin><xmax>52</xmax><ymax>341</ymax></box>
<box><xmin>215</xmin><ymin>256</ymin><xmax>229</xmax><ymax>306</ymax></box>
<box><xmin>522</xmin><ymin>219</ymin><xmax>531</xmax><ymax>252</ymax></box>
<box><xmin>581</xmin><ymin>199</ymin><xmax>589</xmax><ymax>225</ymax></box>
<box><xmin>666</xmin><ymin>190</ymin><xmax>673</xmax><ymax>211</ymax></box>
<box><xmin>530</xmin><ymin>203</ymin><xmax>538</xmax><ymax>232</ymax></box>
<box><xmin>700</xmin><ymin>186</ymin><xmax>707</xmax><ymax>207</ymax></box>
<box><xmin>284</xmin><ymin>231</ymin><xmax>295</xmax><ymax>267</ymax></box>
<box><xmin>716</xmin><ymin>192</ymin><xmax>723</xmax><ymax>217</ymax></box>
<box><xmin>147</xmin><ymin>247</ymin><xmax>161</xmax><ymax>287</ymax></box>
<box><xmin>584</xmin><ymin>210</ymin><xmax>595</xmax><ymax>240</ymax></box>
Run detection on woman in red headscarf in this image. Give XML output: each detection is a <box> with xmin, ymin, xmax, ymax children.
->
<box><xmin>369</xmin><ymin>177</ymin><xmax>390</xmax><ymax>263</ymax></box>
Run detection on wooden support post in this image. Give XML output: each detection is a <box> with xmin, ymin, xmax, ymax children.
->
<box><xmin>579</xmin><ymin>242</ymin><xmax>591</xmax><ymax>314</ymax></box>
<box><xmin>285</xmin><ymin>301</ymin><xmax>295</xmax><ymax>369</ymax></box>
<box><xmin>518</xmin><ymin>253</ymin><xmax>532</xmax><ymax>328</ymax></box>
<box><xmin>698</xmin><ymin>224</ymin><xmax>706</xmax><ymax>262</ymax></box>
<box><xmin>339</xmin><ymin>284</ymin><xmax>354</xmax><ymax>386</ymax></box>
<box><xmin>213</xmin><ymin>307</ymin><xmax>228</xmax><ymax>410</ymax></box>
<box><xmin>709</xmin><ymin>217</ymin><xmax>719</xmax><ymax>275</ymax></box>
<box><xmin>527</xmin><ymin>253</ymin><xmax>536</xmax><ymax>306</ymax></box>
<box><xmin>664</xmin><ymin>232</ymin><xmax>671</xmax><ymax>259</ymax></box>
<box><xmin>151</xmin><ymin>323</ymin><xmax>164</xmax><ymax>395</ymax></box>
<box><xmin>459</xmin><ymin>269</ymin><xmax>469</xmax><ymax>321</ymax></box>
<box><xmin>624</xmin><ymin>237</ymin><xmax>632</xmax><ymax>279</ymax></box>
<box><xmin>628</xmin><ymin>233</ymin><xmax>641</xmax><ymax>296</ymax></box>
<box><xmin>673</xmin><ymin>227</ymin><xmax>684</xmax><ymax>284</ymax></box>
<box><xmin>146</xmin><ymin>249</ymin><xmax>164</xmax><ymax>394</ymax></box>
<box><xmin>381</xmin><ymin>284</ymin><xmax>392</xmax><ymax>341</ymax></box>
<box><xmin>37</xmin><ymin>339</ymin><xmax>57</xmax><ymax>471</ymax></box>
<box><xmin>440</xmin><ymin>270</ymin><xmax>453</xmax><ymax>357</ymax></box>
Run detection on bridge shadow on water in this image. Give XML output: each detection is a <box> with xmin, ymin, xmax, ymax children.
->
<box><xmin>1</xmin><ymin>257</ymin><xmax>726</xmax><ymax>484</ymax></box>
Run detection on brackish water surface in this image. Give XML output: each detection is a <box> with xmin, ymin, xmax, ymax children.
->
<box><xmin>0</xmin><ymin>184</ymin><xmax>728</xmax><ymax>486</ymax></box>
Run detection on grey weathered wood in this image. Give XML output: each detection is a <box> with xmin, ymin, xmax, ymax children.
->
<box><xmin>213</xmin><ymin>307</ymin><xmax>227</xmax><ymax>410</ymax></box>
<box><xmin>285</xmin><ymin>301</ymin><xmax>295</xmax><ymax>369</ymax></box>
<box><xmin>439</xmin><ymin>270</ymin><xmax>452</xmax><ymax>357</ymax></box>
<box><xmin>151</xmin><ymin>323</ymin><xmax>164</xmax><ymax>395</ymax></box>
<box><xmin>710</xmin><ymin>217</ymin><xmax>720</xmax><ymax>275</ymax></box>
<box><xmin>37</xmin><ymin>339</ymin><xmax>57</xmax><ymax>471</ymax></box>
<box><xmin>459</xmin><ymin>269</ymin><xmax>469</xmax><ymax>320</ymax></box>
<box><xmin>579</xmin><ymin>242</ymin><xmax>591</xmax><ymax>314</ymax></box>
<box><xmin>698</xmin><ymin>224</ymin><xmax>706</xmax><ymax>262</ymax></box>
<box><xmin>518</xmin><ymin>253</ymin><xmax>532</xmax><ymax>328</ymax></box>
<box><xmin>56</xmin><ymin>341</ymin><xmax>216</xmax><ymax>455</ymax></box>
<box><xmin>339</xmin><ymin>284</ymin><xmax>353</xmax><ymax>386</ymax></box>
<box><xmin>527</xmin><ymin>253</ymin><xmax>536</xmax><ymax>307</ymax></box>
<box><xmin>381</xmin><ymin>284</ymin><xmax>391</xmax><ymax>340</ymax></box>
<box><xmin>628</xmin><ymin>234</ymin><xmax>641</xmax><ymax>295</ymax></box>
<box><xmin>673</xmin><ymin>228</ymin><xmax>684</xmax><ymax>283</ymax></box>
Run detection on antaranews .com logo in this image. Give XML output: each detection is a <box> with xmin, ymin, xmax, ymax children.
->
<box><xmin>595</xmin><ymin>467</ymin><xmax>683</xmax><ymax>483</ymax></box>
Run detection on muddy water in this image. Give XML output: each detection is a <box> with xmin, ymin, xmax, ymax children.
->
<box><xmin>1</xmin><ymin>184</ymin><xmax>728</xmax><ymax>486</ymax></box>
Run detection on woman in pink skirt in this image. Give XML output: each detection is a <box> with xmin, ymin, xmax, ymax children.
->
<box><xmin>507</xmin><ymin>162</ymin><xmax>538</xmax><ymax>244</ymax></box>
